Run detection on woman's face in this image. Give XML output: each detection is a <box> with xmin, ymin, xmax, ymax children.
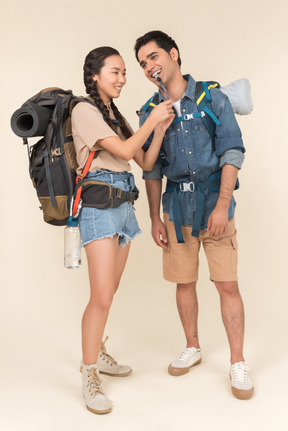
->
<box><xmin>92</xmin><ymin>55</ymin><xmax>126</xmax><ymax>104</ymax></box>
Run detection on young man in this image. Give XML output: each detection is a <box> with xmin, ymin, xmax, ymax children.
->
<box><xmin>134</xmin><ymin>31</ymin><xmax>254</xmax><ymax>400</ymax></box>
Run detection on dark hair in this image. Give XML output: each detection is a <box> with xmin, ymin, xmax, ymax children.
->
<box><xmin>83</xmin><ymin>46</ymin><xmax>132</xmax><ymax>138</ymax></box>
<box><xmin>134</xmin><ymin>31</ymin><xmax>181</xmax><ymax>66</ymax></box>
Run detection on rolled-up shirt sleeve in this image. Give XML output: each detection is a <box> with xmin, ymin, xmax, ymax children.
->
<box><xmin>219</xmin><ymin>149</ymin><xmax>245</xmax><ymax>169</ymax></box>
<box><xmin>142</xmin><ymin>163</ymin><xmax>163</xmax><ymax>180</ymax></box>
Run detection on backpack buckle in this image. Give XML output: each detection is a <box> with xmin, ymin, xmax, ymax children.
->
<box><xmin>115</xmin><ymin>188</ymin><xmax>122</xmax><ymax>198</ymax></box>
<box><xmin>51</xmin><ymin>148</ymin><xmax>63</xmax><ymax>157</ymax></box>
<box><xmin>76</xmin><ymin>175</ymin><xmax>83</xmax><ymax>185</ymax></box>
<box><xmin>183</xmin><ymin>113</ymin><xmax>194</xmax><ymax>121</ymax></box>
<box><xmin>179</xmin><ymin>182</ymin><xmax>195</xmax><ymax>192</ymax></box>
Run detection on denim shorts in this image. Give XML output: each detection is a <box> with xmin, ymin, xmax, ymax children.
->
<box><xmin>79</xmin><ymin>171</ymin><xmax>142</xmax><ymax>247</ymax></box>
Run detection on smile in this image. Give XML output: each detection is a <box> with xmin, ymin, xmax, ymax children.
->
<box><xmin>151</xmin><ymin>70</ymin><xmax>162</xmax><ymax>79</ymax></box>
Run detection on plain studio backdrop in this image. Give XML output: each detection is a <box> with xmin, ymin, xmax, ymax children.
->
<box><xmin>1</xmin><ymin>1</ymin><xmax>287</xmax><ymax>430</ymax></box>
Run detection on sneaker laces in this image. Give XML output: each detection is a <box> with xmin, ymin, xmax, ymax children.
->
<box><xmin>100</xmin><ymin>336</ymin><xmax>118</xmax><ymax>366</ymax></box>
<box><xmin>231</xmin><ymin>362</ymin><xmax>250</xmax><ymax>382</ymax></box>
<box><xmin>178</xmin><ymin>347</ymin><xmax>199</xmax><ymax>362</ymax></box>
<box><xmin>87</xmin><ymin>367</ymin><xmax>104</xmax><ymax>397</ymax></box>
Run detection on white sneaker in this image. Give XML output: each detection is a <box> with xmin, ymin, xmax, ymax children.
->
<box><xmin>168</xmin><ymin>347</ymin><xmax>202</xmax><ymax>376</ymax></box>
<box><xmin>80</xmin><ymin>336</ymin><xmax>132</xmax><ymax>377</ymax></box>
<box><xmin>230</xmin><ymin>361</ymin><xmax>254</xmax><ymax>400</ymax></box>
<box><xmin>82</xmin><ymin>363</ymin><xmax>112</xmax><ymax>414</ymax></box>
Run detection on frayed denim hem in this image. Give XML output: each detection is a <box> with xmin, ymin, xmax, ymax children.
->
<box><xmin>82</xmin><ymin>229</ymin><xmax>142</xmax><ymax>248</ymax></box>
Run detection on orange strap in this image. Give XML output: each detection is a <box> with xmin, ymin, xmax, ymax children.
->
<box><xmin>72</xmin><ymin>150</ymin><xmax>96</xmax><ymax>216</ymax></box>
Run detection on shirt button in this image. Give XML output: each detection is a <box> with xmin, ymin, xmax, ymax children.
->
<box><xmin>189</xmin><ymin>151</ymin><xmax>192</xmax><ymax>154</ymax></box>
<box><xmin>193</xmin><ymin>171</ymin><xmax>196</xmax><ymax>174</ymax></box>
<box><xmin>177</xmin><ymin>129</ymin><xmax>180</xmax><ymax>132</ymax></box>
<box><xmin>185</xmin><ymin>130</ymin><xmax>188</xmax><ymax>133</ymax></box>
<box><xmin>182</xmin><ymin>149</ymin><xmax>184</xmax><ymax>152</ymax></box>
<box><xmin>184</xmin><ymin>170</ymin><xmax>188</xmax><ymax>173</ymax></box>
<box><xmin>183</xmin><ymin>109</ymin><xmax>186</xmax><ymax>112</ymax></box>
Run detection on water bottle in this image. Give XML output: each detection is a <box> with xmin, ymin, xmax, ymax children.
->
<box><xmin>64</xmin><ymin>217</ymin><xmax>81</xmax><ymax>269</ymax></box>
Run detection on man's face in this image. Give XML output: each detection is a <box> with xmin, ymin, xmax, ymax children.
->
<box><xmin>137</xmin><ymin>41</ymin><xmax>178</xmax><ymax>87</ymax></box>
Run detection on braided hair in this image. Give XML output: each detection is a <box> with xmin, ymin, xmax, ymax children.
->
<box><xmin>83</xmin><ymin>47</ymin><xmax>132</xmax><ymax>139</ymax></box>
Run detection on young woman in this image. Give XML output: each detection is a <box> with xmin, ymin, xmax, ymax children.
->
<box><xmin>71</xmin><ymin>46</ymin><xmax>174</xmax><ymax>414</ymax></box>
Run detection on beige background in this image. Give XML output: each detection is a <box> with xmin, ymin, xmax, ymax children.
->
<box><xmin>1</xmin><ymin>0</ymin><xmax>288</xmax><ymax>430</ymax></box>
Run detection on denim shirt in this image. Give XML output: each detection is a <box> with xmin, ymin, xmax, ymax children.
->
<box><xmin>139</xmin><ymin>75</ymin><xmax>245</xmax><ymax>230</ymax></box>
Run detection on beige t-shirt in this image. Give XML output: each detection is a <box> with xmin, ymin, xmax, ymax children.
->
<box><xmin>71</xmin><ymin>102</ymin><xmax>132</xmax><ymax>175</ymax></box>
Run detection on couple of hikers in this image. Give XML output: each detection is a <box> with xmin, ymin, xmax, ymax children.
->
<box><xmin>71</xmin><ymin>30</ymin><xmax>253</xmax><ymax>414</ymax></box>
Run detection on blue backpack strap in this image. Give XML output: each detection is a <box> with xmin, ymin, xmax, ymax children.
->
<box><xmin>192</xmin><ymin>170</ymin><xmax>239</xmax><ymax>238</ymax></box>
<box><xmin>172</xmin><ymin>112</ymin><xmax>205</xmax><ymax>123</ymax></box>
<box><xmin>203</xmin><ymin>106</ymin><xmax>221</xmax><ymax>126</ymax></box>
<box><xmin>137</xmin><ymin>92</ymin><xmax>159</xmax><ymax>114</ymax></box>
<box><xmin>137</xmin><ymin>92</ymin><xmax>169</xmax><ymax>167</ymax></box>
<box><xmin>201</xmin><ymin>81</ymin><xmax>212</xmax><ymax>102</ymax></box>
<box><xmin>196</xmin><ymin>81</ymin><xmax>220</xmax><ymax>144</ymax></box>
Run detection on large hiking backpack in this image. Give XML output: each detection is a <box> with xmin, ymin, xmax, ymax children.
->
<box><xmin>11</xmin><ymin>88</ymin><xmax>95</xmax><ymax>226</ymax></box>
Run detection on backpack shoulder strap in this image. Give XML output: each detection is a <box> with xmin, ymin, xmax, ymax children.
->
<box><xmin>196</xmin><ymin>81</ymin><xmax>221</xmax><ymax>142</ymax></box>
<box><xmin>137</xmin><ymin>92</ymin><xmax>159</xmax><ymax>115</ymax></box>
<box><xmin>69</xmin><ymin>96</ymin><xmax>115</xmax><ymax>127</ymax></box>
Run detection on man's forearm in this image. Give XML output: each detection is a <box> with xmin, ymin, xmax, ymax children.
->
<box><xmin>145</xmin><ymin>179</ymin><xmax>162</xmax><ymax>221</ymax></box>
<box><xmin>216</xmin><ymin>164</ymin><xmax>239</xmax><ymax>211</ymax></box>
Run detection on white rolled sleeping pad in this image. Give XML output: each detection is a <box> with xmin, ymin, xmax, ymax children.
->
<box><xmin>220</xmin><ymin>78</ymin><xmax>253</xmax><ymax>115</ymax></box>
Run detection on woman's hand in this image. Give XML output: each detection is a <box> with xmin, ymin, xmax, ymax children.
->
<box><xmin>149</xmin><ymin>100</ymin><xmax>174</xmax><ymax>126</ymax></box>
<box><xmin>155</xmin><ymin>113</ymin><xmax>175</xmax><ymax>135</ymax></box>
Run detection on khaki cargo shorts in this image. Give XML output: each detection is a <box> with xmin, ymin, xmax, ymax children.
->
<box><xmin>163</xmin><ymin>213</ymin><xmax>238</xmax><ymax>283</ymax></box>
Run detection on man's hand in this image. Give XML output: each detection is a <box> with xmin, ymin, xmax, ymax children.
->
<box><xmin>207</xmin><ymin>164</ymin><xmax>239</xmax><ymax>236</ymax></box>
<box><xmin>151</xmin><ymin>218</ymin><xmax>168</xmax><ymax>248</ymax></box>
<box><xmin>145</xmin><ymin>179</ymin><xmax>167</xmax><ymax>247</ymax></box>
<box><xmin>207</xmin><ymin>207</ymin><xmax>228</xmax><ymax>237</ymax></box>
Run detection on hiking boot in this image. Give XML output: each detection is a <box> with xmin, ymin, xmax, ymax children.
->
<box><xmin>80</xmin><ymin>336</ymin><xmax>132</xmax><ymax>377</ymax></box>
<box><xmin>168</xmin><ymin>347</ymin><xmax>202</xmax><ymax>376</ymax></box>
<box><xmin>230</xmin><ymin>361</ymin><xmax>254</xmax><ymax>400</ymax></box>
<box><xmin>82</xmin><ymin>363</ymin><xmax>112</xmax><ymax>414</ymax></box>
<box><xmin>98</xmin><ymin>336</ymin><xmax>132</xmax><ymax>377</ymax></box>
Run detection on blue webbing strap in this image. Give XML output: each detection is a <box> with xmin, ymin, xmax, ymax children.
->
<box><xmin>202</xmin><ymin>81</ymin><xmax>212</xmax><ymax>102</ymax></box>
<box><xmin>203</xmin><ymin>106</ymin><xmax>221</xmax><ymax>126</ymax></box>
<box><xmin>192</xmin><ymin>188</ymin><xmax>205</xmax><ymax>238</ymax></box>
<box><xmin>166</xmin><ymin>184</ymin><xmax>185</xmax><ymax>243</ymax></box>
<box><xmin>166</xmin><ymin>171</ymin><xmax>223</xmax><ymax>241</ymax></box>
<box><xmin>172</xmin><ymin>112</ymin><xmax>204</xmax><ymax>124</ymax></box>
<box><xmin>170</xmin><ymin>187</ymin><xmax>185</xmax><ymax>243</ymax></box>
<box><xmin>191</xmin><ymin>170</ymin><xmax>238</xmax><ymax>237</ymax></box>
<box><xmin>192</xmin><ymin>173</ymin><xmax>222</xmax><ymax>237</ymax></box>
<box><xmin>140</xmin><ymin>94</ymin><xmax>158</xmax><ymax>113</ymax></box>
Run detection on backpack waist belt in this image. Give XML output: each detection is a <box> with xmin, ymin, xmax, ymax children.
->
<box><xmin>166</xmin><ymin>170</ymin><xmax>237</xmax><ymax>242</ymax></box>
<box><xmin>80</xmin><ymin>179</ymin><xmax>139</xmax><ymax>210</ymax></box>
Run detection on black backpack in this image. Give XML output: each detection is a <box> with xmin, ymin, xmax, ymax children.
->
<box><xmin>11</xmin><ymin>88</ymin><xmax>95</xmax><ymax>226</ymax></box>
